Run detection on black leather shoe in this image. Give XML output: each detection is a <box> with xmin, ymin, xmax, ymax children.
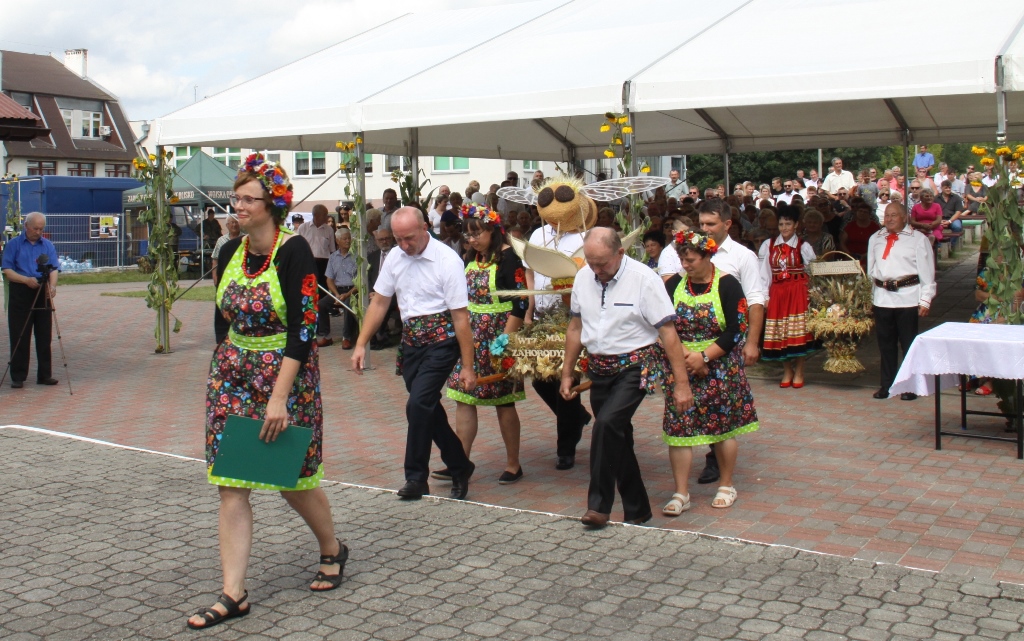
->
<box><xmin>396</xmin><ymin>481</ymin><xmax>429</xmax><ymax>500</ymax></box>
<box><xmin>37</xmin><ymin>378</ymin><xmax>58</xmax><ymax>385</ymax></box>
<box><xmin>450</xmin><ymin>462</ymin><xmax>475</xmax><ymax>500</ymax></box>
<box><xmin>555</xmin><ymin>455</ymin><xmax>575</xmax><ymax>470</ymax></box>
<box><xmin>624</xmin><ymin>513</ymin><xmax>652</xmax><ymax>526</ymax></box>
<box><xmin>11</xmin><ymin>381</ymin><xmax>23</xmax><ymax>389</ymax></box>
<box><xmin>581</xmin><ymin>411</ymin><xmax>592</xmax><ymax>428</ymax></box>
<box><xmin>872</xmin><ymin>389</ymin><xmax>889</xmax><ymax>399</ymax></box>
<box><xmin>430</xmin><ymin>468</ymin><xmax>452</xmax><ymax>481</ymax></box>
<box><xmin>901</xmin><ymin>392</ymin><xmax>917</xmax><ymax>401</ymax></box>
<box><xmin>697</xmin><ymin>461</ymin><xmax>719</xmax><ymax>485</ymax></box>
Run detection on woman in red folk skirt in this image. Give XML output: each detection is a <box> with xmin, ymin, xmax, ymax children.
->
<box><xmin>757</xmin><ymin>204</ymin><xmax>819</xmax><ymax>388</ymax></box>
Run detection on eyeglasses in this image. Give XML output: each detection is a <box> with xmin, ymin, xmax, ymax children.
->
<box><xmin>910</xmin><ymin>186</ymin><xmax>920</xmax><ymax>191</ymax></box>
<box><xmin>689</xmin><ymin>191</ymin><xmax>698</xmax><ymax>196</ymax></box>
<box><xmin>229</xmin><ymin>194</ymin><xmax>265</xmax><ymax>207</ymax></box>
<box><xmin>465</xmin><ymin>231</ymin><xmax>486</xmax><ymax>239</ymax></box>
<box><xmin>880</xmin><ymin>193</ymin><xmax>890</xmax><ymax>198</ymax></box>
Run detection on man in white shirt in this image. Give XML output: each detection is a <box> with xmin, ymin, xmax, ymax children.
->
<box><xmin>775</xmin><ymin>180</ymin><xmax>798</xmax><ymax>205</ymax></box>
<box><xmin>297</xmin><ymin>204</ymin><xmax>336</xmax><ymax>340</ymax></box>
<box><xmin>697</xmin><ymin>199</ymin><xmax>768</xmax><ymax>484</ymax></box>
<box><xmin>665</xmin><ymin>169</ymin><xmax>686</xmax><ymax>199</ymax></box>
<box><xmin>867</xmin><ymin>204</ymin><xmax>936</xmax><ymax>401</ymax></box>
<box><xmin>524</xmin><ymin>224</ymin><xmax>591</xmax><ymax>470</ymax></box>
<box><xmin>560</xmin><ymin>228</ymin><xmax>694</xmax><ymax>528</ymax></box>
<box><xmin>821</xmin><ymin>157</ymin><xmax>856</xmax><ymax>201</ymax></box>
<box><xmin>353</xmin><ymin>208</ymin><xmax>478</xmax><ymax>501</ymax></box>
<box><xmin>932</xmin><ymin>163</ymin><xmax>952</xmax><ymax>190</ymax></box>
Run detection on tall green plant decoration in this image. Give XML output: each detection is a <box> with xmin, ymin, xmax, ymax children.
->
<box><xmin>971</xmin><ymin>144</ymin><xmax>1024</xmax><ymax>325</ymax></box>
<box><xmin>601</xmin><ymin>112</ymin><xmax>651</xmax><ymax>259</ymax></box>
<box><xmin>389</xmin><ymin>156</ymin><xmax>437</xmax><ymax>214</ymax></box>
<box><xmin>2</xmin><ymin>173</ymin><xmax>22</xmax><ymax>235</ymax></box>
<box><xmin>336</xmin><ymin>140</ymin><xmax>367</xmax><ymax>322</ymax></box>
<box><xmin>133</xmin><ymin>150</ymin><xmax>181</xmax><ymax>352</ymax></box>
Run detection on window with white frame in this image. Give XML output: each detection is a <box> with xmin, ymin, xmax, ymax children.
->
<box><xmin>56</xmin><ymin>98</ymin><xmax>105</xmax><ymax>139</ymax></box>
<box><xmin>340</xmin><ymin>152</ymin><xmax>373</xmax><ymax>175</ymax></box>
<box><xmin>61</xmin><ymin>109</ymin><xmax>73</xmax><ymax>132</ymax></box>
<box><xmin>433</xmin><ymin>157</ymin><xmax>469</xmax><ymax>173</ymax></box>
<box><xmin>523</xmin><ymin>160</ymin><xmax>539</xmax><ymax>171</ymax></box>
<box><xmin>386</xmin><ymin>155</ymin><xmax>407</xmax><ymax>173</ymax></box>
<box><xmin>175</xmin><ymin>146</ymin><xmax>200</xmax><ymax>168</ymax></box>
<box><xmin>81</xmin><ymin>111</ymin><xmax>102</xmax><ymax>138</ymax></box>
<box><xmin>295</xmin><ymin>151</ymin><xmax>327</xmax><ymax>176</ymax></box>
<box><xmin>213</xmin><ymin>147</ymin><xmax>243</xmax><ymax>168</ymax></box>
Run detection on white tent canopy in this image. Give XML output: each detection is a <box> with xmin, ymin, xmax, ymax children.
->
<box><xmin>152</xmin><ymin>0</ymin><xmax>1024</xmax><ymax>159</ymax></box>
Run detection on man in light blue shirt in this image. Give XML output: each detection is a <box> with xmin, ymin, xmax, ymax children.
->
<box><xmin>913</xmin><ymin>145</ymin><xmax>935</xmax><ymax>174</ymax></box>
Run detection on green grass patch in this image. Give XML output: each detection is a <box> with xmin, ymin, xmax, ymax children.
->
<box><xmin>101</xmin><ymin>286</ymin><xmax>217</xmax><ymax>302</ymax></box>
<box><xmin>60</xmin><ymin>270</ymin><xmax>189</xmax><ymax>285</ymax></box>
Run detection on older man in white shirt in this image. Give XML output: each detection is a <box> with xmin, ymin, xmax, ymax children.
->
<box><xmin>867</xmin><ymin>203</ymin><xmax>936</xmax><ymax>401</ymax></box>
<box><xmin>524</xmin><ymin>223</ymin><xmax>591</xmax><ymax>470</ymax></box>
<box><xmin>560</xmin><ymin>228</ymin><xmax>693</xmax><ymax>528</ymax></box>
<box><xmin>695</xmin><ymin>199</ymin><xmax>768</xmax><ymax>484</ymax></box>
<box><xmin>821</xmin><ymin>157</ymin><xmax>857</xmax><ymax>201</ymax></box>
<box><xmin>353</xmin><ymin>208</ymin><xmax>478</xmax><ymax>501</ymax></box>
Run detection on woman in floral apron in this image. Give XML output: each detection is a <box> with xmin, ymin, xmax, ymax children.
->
<box><xmin>189</xmin><ymin>155</ymin><xmax>346</xmax><ymax>630</ymax></box>
<box><xmin>437</xmin><ymin>204</ymin><xmax>528</xmax><ymax>484</ymax></box>
<box><xmin>661</xmin><ymin>231</ymin><xmax>759</xmax><ymax>516</ymax></box>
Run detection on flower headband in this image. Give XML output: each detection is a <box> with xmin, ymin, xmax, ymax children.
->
<box><xmin>675</xmin><ymin>230</ymin><xmax>718</xmax><ymax>256</ymax></box>
<box><xmin>239</xmin><ymin>153</ymin><xmax>293</xmax><ymax>209</ymax></box>
<box><xmin>460</xmin><ymin>203</ymin><xmax>501</xmax><ymax>225</ymax></box>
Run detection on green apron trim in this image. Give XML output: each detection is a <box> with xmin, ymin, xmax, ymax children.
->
<box><xmin>217</xmin><ymin>228</ymin><xmax>291</xmax><ymax>348</ymax></box>
<box><xmin>467</xmin><ymin>260</ymin><xmax>513</xmax><ymax>315</ymax></box>
<box><xmin>446</xmin><ymin>386</ymin><xmax>525</xmax><ymax>406</ymax></box>
<box><xmin>662</xmin><ymin>421</ymin><xmax>760</xmax><ymax>447</ymax></box>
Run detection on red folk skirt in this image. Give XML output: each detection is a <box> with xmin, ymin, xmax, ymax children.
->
<box><xmin>762</xmin><ymin>275</ymin><xmax>817</xmax><ymax>361</ymax></box>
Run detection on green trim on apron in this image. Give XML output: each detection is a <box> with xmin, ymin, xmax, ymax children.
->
<box><xmin>467</xmin><ymin>260</ymin><xmax>513</xmax><ymax>315</ymax></box>
<box><xmin>217</xmin><ymin>228</ymin><xmax>291</xmax><ymax>350</ymax></box>
<box><xmin>673</xmin><ymin>269</ymin><xmax>725</xmax><ymax>352</ymax></box>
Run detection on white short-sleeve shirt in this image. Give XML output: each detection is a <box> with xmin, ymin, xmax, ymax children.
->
<box><xmin>373</xmin><ymin>236</ymin><xmax>469</xmax><ymax>321</ymax></box>
<box><xmin>710</xmin><ymin>235</ymin><xmax>768</xmax><ymax>306</ymax></box>
<box><xmin>525</xmin><ymin>225</ymin><xmax>585</xmax><ymax>312</ymax></box>
<box><xmin>570</xmin><ymin>255</ymin><xmax>676</xmax><ymax>355</ymax></box>
<box><xmin>867</xmin><ymin>226</ymin><xmax>936</xmax><ymax>309</ymax></box>
<box><xmin>657</xmin><ymin>241</ymin><xmax>682</xmax><ymax>277</ymax></box>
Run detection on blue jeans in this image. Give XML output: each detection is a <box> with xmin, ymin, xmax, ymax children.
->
<box><xmin>947</xmin><ymin>218</ymin><xmax>962</xmax><ymax>232</ymax></box>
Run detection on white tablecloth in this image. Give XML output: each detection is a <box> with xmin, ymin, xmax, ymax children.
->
<box><xmin>889</xmin><ymin>322</ymin><xmax>1024</xmax><ymax>396</ymax></box>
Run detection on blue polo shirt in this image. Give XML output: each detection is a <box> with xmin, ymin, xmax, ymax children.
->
<box><xmin>2</xmin><ymin>231</ymin><xmax>60</xmax><ymax>279</ymax></box>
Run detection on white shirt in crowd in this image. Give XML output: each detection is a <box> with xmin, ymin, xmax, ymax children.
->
<box><xmin>657</xmin><ymin>241</ymin><xmax>682</xmax><ymax>277</ymax></box>
<box><xmin>373</xmin><ymin>236</ymin><xmax>469</xmax><ymax>321</ymax></box>
<box><xmin>296</xmin><ymin>221</ymin><xmax>335</xmax><ymax>260</ymax></box>
<box><xmin>982</xmin><ymin>174</ymin><xmax>997</xmax><ymax>188</ymax></box>
<box><xmin>866</xmin><ymin>225</ymin><xmax>936</xmax><ymax>309</ymax></box>
<box><xmin>525</xmin><ymin>225</ymin><xmax>585</xmax><ymax>312</ymax></box>
<box><xmin>570</xmin><ymin>255</ymin><xmax>676</xmax><ymax>356</ymax></box>
<box><xmin>775</xmin><ymin>191</ymin><xmax>797</xmax><ymax>205</ymax></box>
<box><xmin>821</xmin><ymin>169</ymin><xmax>856</xmax><ymax>195</ymax></box>
<box><xmin>428</xmin><ymin>208</ymin><xmax>444</xmax><ymax>235</ymax></box>
<box><xmin>757</xmin><ymin>235</ymin><xmax>818</xmax><ymax>292</ymax></box>
<box><xmin>710</xmin><ymin>235</ymin><xmax>768</xmax><ymax>306</ymax></box>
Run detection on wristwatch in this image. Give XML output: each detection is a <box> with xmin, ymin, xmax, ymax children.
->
<box><xmin>701</xmin><ymin>351</ymin><xmax>710</xmax><ymax>364</ymax></box>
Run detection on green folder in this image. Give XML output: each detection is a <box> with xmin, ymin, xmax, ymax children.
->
<box><xmin>211</xmin><ymin>415</ymin><xmax>313</xmax><ymax>488</ymax></box>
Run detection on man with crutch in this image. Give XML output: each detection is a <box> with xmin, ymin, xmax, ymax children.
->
<box><xmin>2</xmin><ymin>212</ymin><xmax>60</xmax><ymax>388</ymax></box>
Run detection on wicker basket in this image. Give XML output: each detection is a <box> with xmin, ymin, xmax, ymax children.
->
<box><xmin>808</xmin><ymin>251</ymin><xmax>864</xmax><ymax>277</ymax></box>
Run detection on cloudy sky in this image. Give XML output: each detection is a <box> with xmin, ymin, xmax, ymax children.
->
<box><xmin>0</xmin><ymin>0</ymin><xmax>522</xmax><ymax>120</ymax></box>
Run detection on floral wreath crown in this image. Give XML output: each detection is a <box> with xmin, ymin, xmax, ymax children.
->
<box><xmin>460</xmin><ymin>203</ymin><xmax>501</xmax><ymax>225</ymax></box>
<box><xmin>675</xmin><ymin>230</ymin><xmax>718</xmax><ymax>256</ymax></box>
<box><xmin>239</xmin><ymin>153</ymin><xmax>293</xmax><ymax>209</ymax></box>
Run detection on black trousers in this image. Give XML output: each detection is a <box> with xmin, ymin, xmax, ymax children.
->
<box><xmin>532</xmin><ymin>378</ymin><xmax>589</xmax><ymax>456</ymax></box>
<box><xmin>400</xmin><ymin>339</ymin><xmax>471</xmax><ymax>484</ymax></box>
<box><xmin>874</xmin><ymin>305</ymin><xmax>919</xmax><ymax>394</ymax></box>
<box><xmin>317</xmin><ymin>285</ymin><xmax>357</xmax><ymax>340</ymax></box>
<box><xmin>7</xmin><ymin>281</ymin><xmax>53</xmax><ymax>383</ymax></box>
<box><xmin>587</xmin><ymin>366</ymin><xmax>651</xmax><ymax>520</ymax></box>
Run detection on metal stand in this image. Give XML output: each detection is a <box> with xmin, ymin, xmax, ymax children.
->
<box><xmin>934</xmin><ymin>374</ymin><xmax>1023</xmax><ymax>458</ymax></box>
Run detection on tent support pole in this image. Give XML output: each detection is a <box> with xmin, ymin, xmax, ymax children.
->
<box><xmin>409</xmin><ymin>128</ymin><xmax>419</xmax><ymax>203</ymax></box>
<box><xmin>723</xmin><ymin>153</ymin><xmax>730</xmax><ymax>191</ymax></box>
<box><xmin>996</xmin><ymin>56</ymin><xmax>1008</xmax><ymax>143</ymax></box>
<box><xmin>355</xmin><ymin>132</ymin><xmax>370</xmax><ymax>369</ymax></box>
<box><xmin>903</xmin><ymin>137</ymin><xmax>910</xmax><ymax>195</ymax></box>
<box><xmin>532</xmin><ymin>119</ymin><xmax>577</xmax><ymax>174</ymax></box>
<box><xmin>155</xmin><ymin>145</ymin><xmax>170</xmax><ymax>354</ymax></box>
<box><xmin>883</xmin><ymin>99</ymin><xmax>913</xmax><ymax>195</ymax></box>
<box><xmin>694</xmin><ymin>108</ymin><xmax>731</xmax><ymax>191</ymax></box>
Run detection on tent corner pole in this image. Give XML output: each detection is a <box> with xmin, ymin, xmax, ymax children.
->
<box><xmin>723</xmin><ymin>151</ymin><xmax>730</xmax><ymax>191</ymax></box>
<box><xmin>155</xmin><ymin>144</ymin><xmax>170</xmax><ymax>355</ymax></box>
<box><xmin>996</xmin><ymin>56</ymin><xmax>1008</xmax><ymax>144</ymax></box>
<box><xmin>409</xmin><ymin>128</ymin><xmax>419</xmax><ymax>203</ymax></box>
<box><xmin>355</xmin><ymin>132</ymin><xmax>369</xmax><ymax>369</ymax></box>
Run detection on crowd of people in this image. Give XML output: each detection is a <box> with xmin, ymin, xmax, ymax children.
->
<box><xmin>188</xmin><ymin>151</ymin><xmax>960</xmax><ymax>629</ymax></box>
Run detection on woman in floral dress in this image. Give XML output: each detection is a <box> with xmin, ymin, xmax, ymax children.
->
<box><xmin>189</xmin><ymin>155</ymin><xmax>346</xmax><ymax>630</ymax></box>
<box><xmin>661</xmin><ymin>231</ymin><xmax>759</xmax><ymax>516</ymax></box>
<box><xmin>438</xmin><ymin>204</ymin><xmax>528</xmax><ymax>484</ymax></box>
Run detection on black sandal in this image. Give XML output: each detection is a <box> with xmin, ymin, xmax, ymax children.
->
<box><xmin>186</xmin><ymin>591</ymin><xmax>250</xmax><ymax>629</ymax></box>
<box><xmin>310</xmin><ymin>538</ymin><xmax>348</xmax><ymax>592</ymax></box>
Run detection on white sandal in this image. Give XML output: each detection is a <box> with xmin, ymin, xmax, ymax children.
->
<box><xmin>712</xmin><ymin>486</ymin><xmax>737</xmax><ymax>509</ymax></box>
<box><xmin>662</xmin><ymin>493</ymin><xmax>690</xmax><ymax>516</ymax></box>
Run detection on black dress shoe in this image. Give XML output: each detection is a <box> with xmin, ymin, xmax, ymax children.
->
<box><xmin>37</xmin><ymin>378</ymin><xmax>58</xmax><ymax>385</ymax></box>
<box><xmin>624</xmin><ymin>513</ymin><xmax>652</xmax><ymax>526</ymax></box>
<box><xmin>450</xmin><ymin>462</ymin><xmax>475</xmax><ymax>500</ymax></box>
<box><xmin>581</xmin><ymin>510</ymin><xmax>609</xmax><ymax>528</ymax></box>
<box><xmin>697</xmin><ymin>461</ymin><xmax>720</xmax><ymax>485</ymax></box>
<box><xmin>396</xmin><ymin>480</ymin><xmax>429</xmax><ymax>500</ymax></box>
<box><xmin>497</xmin><ymin>468</ymin><xmax>523</xmax><ymax>485</ymax></box>
<box><xmin>11</xmin><ymin>381</ymin><xmax>23</xmax><ymax>389</ymax></box>
<box><xmin>581</xmin><ymin>411</ymin><xmax>592</xmax><ymax>428</ymax></box>
<box><xmin>901</xmin><ymin>392</ymin><xmax>917</xmax><ymax>401</ymax></box>
<box><xmin>872</xmin><ymin>389</ymin><xmax>889</xmax><ymax>399</ymax></box>
<box><xmin>555</xmin><ymin>455</ymin><xmax>575</xmax><ymax>470</ymax></box>
<box><xmin>430</xmin><ymin>468</ymin><xmax>452</xmax><ymax>481</ymax></box>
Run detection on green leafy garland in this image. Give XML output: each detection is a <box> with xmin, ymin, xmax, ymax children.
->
<box><xmin>601</xmin><ymin>112</ymin><xmax>651</xmax><ymax>259</ymax></box>
<box><xmin>389</xmin><ymin>156</ymin><xmax>437</xmax><ymax>215</ymax></box>
<box><xmin>971</xmin><ymin>144</ymin><xmax>1024</xmax><ymax>325</ymax></box>
<box><xmin>336</xmin><ymin>140</ymin><xmax>368</xmax><ymax>322</ymax></box>
<box><xmin>132</xmin><ymin>151</ymin><xmax>182</xmax><ymax>350</ymax></box>
<box><xmin>1</xmin><ymin>173</ymin><xmax>22</xmax><ymax>235</ymax></box>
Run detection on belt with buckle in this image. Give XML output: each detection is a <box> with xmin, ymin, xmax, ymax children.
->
<box><xmin>873</xmin><ymin>275</ymin><xmax>920</xmax><ymax>292</ymax></box>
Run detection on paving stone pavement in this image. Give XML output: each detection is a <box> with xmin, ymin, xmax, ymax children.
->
<box><xmin>3</xmin><ymin>427</ymin><xmax>1024</xmax><ymax>641</ymax></box>
<box><xmin>3</xmin><ymin>241</ymin><xmax>1024</xmax><ymax>586</ymax></box>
